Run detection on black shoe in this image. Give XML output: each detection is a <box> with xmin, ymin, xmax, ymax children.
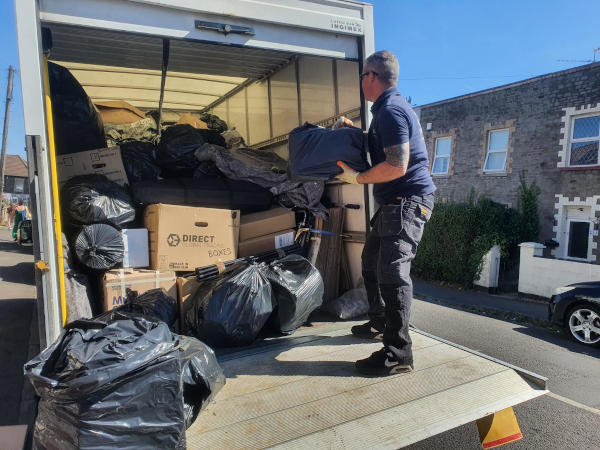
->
<box><xmin>355</xmin><ymin>348</ymin><xmax>413</xmax><ymax>376</ymax></box>
<box><xmin>351</xmin><ymin>321</ymin><xmax>384</xmax><ymax>339</ymax></box>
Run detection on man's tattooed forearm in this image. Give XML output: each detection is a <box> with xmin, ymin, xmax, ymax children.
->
<box><xmin>384</xmin><ymin>143</ymin><xmax>409</xmax><ymax>169</ymax></box>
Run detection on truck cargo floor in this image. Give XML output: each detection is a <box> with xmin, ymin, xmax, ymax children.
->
<box><xmin>187</xmin><ymin>321</ymin><xmax>547</xmax><ymax>449</ymax></box>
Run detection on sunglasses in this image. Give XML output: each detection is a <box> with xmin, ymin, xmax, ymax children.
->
<box><xmin>360</xmin><ymin>71</ymin><xmax>378</xmax><ymax>80</ymax></box>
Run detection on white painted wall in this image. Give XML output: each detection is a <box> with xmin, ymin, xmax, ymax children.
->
<box><xmin>474</xmin><ymin>245</ymin><xmax>500</xmax><ymax>289</ymax></box>
<box><xmin>518</xmin><ymin>242</ymin><xmax>600</xmax><ymax>298</ymax></box>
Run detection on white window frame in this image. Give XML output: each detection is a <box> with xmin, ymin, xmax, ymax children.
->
<box><xmin>565</xmin><ymin>218</ymin><xmax>592</xmax><ymax>262</ymax></box>
<box><xmin>567</xmin><ymin>113</ymin><xmax>600</xmax><ymax>168</ymax></box>
<box><xmin>431</xmin><ymin>136</ymin><xmax>451</xmax><ymax>175</ymax></box>
<box><xmin>483</xmin><ymin>128</ymin><xmax>509</xmax><ymax>173</ymax></box>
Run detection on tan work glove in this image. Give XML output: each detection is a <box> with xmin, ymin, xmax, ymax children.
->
<box><xmin>336</xmin><ymin>161</ymin><xmax>360</xmax><ymax>184</ymax></box>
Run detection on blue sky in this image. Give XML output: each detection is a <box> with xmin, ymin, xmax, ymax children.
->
<box><xmin>1</xmin><ymin>0</ymin><xmax>599</xmax><ymax>158</ymax></box>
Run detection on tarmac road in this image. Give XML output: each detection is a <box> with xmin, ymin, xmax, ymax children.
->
<box><xmin>406</xmin><ymin>297</ymin><xmax>600</xmax><ymax>449</ymax></box>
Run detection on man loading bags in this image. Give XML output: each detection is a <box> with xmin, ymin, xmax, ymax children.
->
<box><xmin>336</xmin><ymin>51</ymin><xmax>436</xmax><ymax>376</ymax></box>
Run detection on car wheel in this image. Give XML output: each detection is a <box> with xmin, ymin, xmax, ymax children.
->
<box><xmin>566</xmin><ymin>304</ymin><xmax>600</xmax><ymax>347</ymax></box>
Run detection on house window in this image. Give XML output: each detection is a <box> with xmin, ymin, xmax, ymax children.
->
<box><xmin>566</xmin><ymin>220</ymin><xmax>591</xmax><ymax>260</ymax></box>
<box><xmin>14</xmin><ymin>178</ymin><xmax>24</xmax><ymax>193</ymax></box>
<box><xmin>432</xmin><ymin>137</ymin><xmax>451</xmax><ymax>174</ymax></box>
<box><xmin>569</xmin><ymin>114</ymin><xmax>600</xmax><ymax>167</ymax></box>
<box><xmin>484</xmin><ymin>129</ymin><xmax>509</xmax><ymax>172</ymax></box>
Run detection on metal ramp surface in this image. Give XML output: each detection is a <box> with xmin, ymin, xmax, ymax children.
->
<box><xmin>187</xmin><ymin>321</ymin><xmax>547</xmax><ymax>449</ymax></box>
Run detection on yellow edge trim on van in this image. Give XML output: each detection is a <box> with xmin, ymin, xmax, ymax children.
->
<box><xmin>42</xmin><ymin>56</ymin><xmax>67</xmax><ymax>327</ymax></box>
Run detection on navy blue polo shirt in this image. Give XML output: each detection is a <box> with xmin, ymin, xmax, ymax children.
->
<box><xmin>368</xmin><ymin>87</ymin><xmax>435</xmax><ymax>204</ymax></box>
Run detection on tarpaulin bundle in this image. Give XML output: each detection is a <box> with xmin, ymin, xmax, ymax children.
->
<box><xmin>131</xmin><ymin>176</ymin><xmax>273</xmax><ymax>213</ymax></box>
<box><xmin>120</xmin><ymin>141</ymin><xmax>161</xmax><ymax>182</ymax></box>
<box><xmin>119</xmin><ymin>288</ymin><xmax>178</xmax><ymax>328</ymax></box>
<box><xmin>47</xmin><ymin>61</ymin><xmax>107</xmax><ymax>155</ymax></box>
<box><xmin>184</xmin><ymin>263</ymin><xmax>274</xmax><ymax>347</ymax></box>
<box><xmin>24</xmin><ymin>314</ymin><xmax>225</xmax><ymax>450</ymax></box>
<box><xmin>74</xmin><ymin>223</ymin><xmax>124</xmax><ymax>270</ymax></box>
<box><xmin>62</xmin><ymin>174</ymin><xmax>136</xmax><ymax>227</ymax></box>
<box><xmin>195</xmin><ymin>143</ymin><xmax>328</xmax><ymax>218</ymax></box>
<box><xmin>264</xmin><ymin>255</ymin><xmax>324</xmax><ymax>334</ymax></box>
<box><xmin>288</xmin><ymin>123</ymin><xmax>370</xmax><ymax>181</ymax></box>
<box><xmin>156</xmin><ymin>124</ymin><xmax>205</xmax><ymax>177</ymax></box>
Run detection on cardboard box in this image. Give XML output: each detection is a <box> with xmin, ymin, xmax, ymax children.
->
<box><xmin>177</xmin><ymin>276</ymin><xmax>204</xmax><ymax>328</ymax></box>
<box><xmin>102</xmin><ymin>269</ymin><xmax>177</xmax><ymax>311</ymax></box>
<box><xmin>239</xmin><ymin>207</ymin><xmax>296</xmax><ymax>242</ymax></box>
<box><xmin>122</xmin><ymin>229</ymin><xmax>149</xmax><ymax>268</ymax></box>
<box><xmin>144</xmin><ymin>204</ymin><xmax>240</xmax><ymax>271</ymax></box>
<box><xmin>95</xmin><ymin>100</ymin><xmax>147</xmax><ymax>124</ymax></box>
<box><xmin>238</xmin><ymin>229</ymin><xmax>295</xmax><ymax>257</ymax></box>
<box><xmin>56</xmin><ymin>146</ymin><xmax>128</xmax><ymax>186</ymax></box>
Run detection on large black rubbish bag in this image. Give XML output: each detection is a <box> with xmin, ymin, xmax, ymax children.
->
<box><xmin>157</xmin><ymin>124</ymin><xmax>205</xmax><ymax>177</ymax></box>
<box><xmin>74</xmin><ymin>223</ymin><xmax>124</xmax><ymax>270</ymax></box>
<box><xmin>184</xmin><ymin>263</ymin><xmax>273</xmax><ymax>347</ymax></box>
<box><xmin>120</xmin><ymin>141</ymin><xmax>161</xmax><ymax>182</ymax></box>
<box><xmin>47</xmin><ymin>61</ymin><xmax>107</xmax><ymax>155</ymax></box>
<box><xmin>24</xmin><ymin>316</ymin><xmax>187</xmax><ymax>449</ymax></box>
<box><xmin>62</xmin><ymin>174</ymin><xmax>136</xmax><ymax>227</ymax></box>
<box><xmin>288</xmin><ymin>123</ymin><xmax>370</xmax><ymax>181</ymax></box>
<box><xmin>179</xmin><ymin>335</ymin><xmax>226</xmax><ymax>428</ymax></box>
<box><xmin>265</xmin><ymin>255</ymin><xmax>324</xmax><ymax>334</ymax></box>
<box><xmin>132</xmin><ymin>177</ymin><xmax>273</xmax><ymax>212</ymax></box>
<box><xmin>118</xmin><ymin>288</ymin><xmax>178</xmax><ymax>327</ymax></box>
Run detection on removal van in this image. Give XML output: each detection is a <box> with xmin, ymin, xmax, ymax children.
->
<box><xmin>15</xmin><ymin>0</ymin><xmax>547</xmax><ymax>447</ymax></box>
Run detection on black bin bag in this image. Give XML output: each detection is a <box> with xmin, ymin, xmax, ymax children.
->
<box><xmin>265</xmin><ymin>255</ymin><xmax>324</xmax><ymax>334</ymax></box>
<box><xmin>184</xmin><ymin>263</ymin><xmax>274</xmax><ymax>347</ymax></box>
<box><xmin>25</xmin><ymin>316</ymin><xmax>185</xmax><ymax>449</ymax></box>
<box><xmin>119</xmin><ymin>288</ymin><xmax>178</xmax><ymax>328</ymax></box>
<box><xmin>288</xmin><ymin>123</ymin><xmax>370</xmax><ymax>181</ymax></box>
<box><xmin>156</xmin><ymin>124</ymin><xmax>205</xmax><ymax>177</ymax></box>
<box><xmin>62</xmin><ymin>174</ymin><xmax>136</xmax><ymax>227</ymax></box>
<box><xmin>179</xmin><ymin>335</ymin><xmax>226</xmax><ymax>428</ymax></box>
<box><xmin>74</xmin><ymin>223</ymin><xmax>124</xmax><ymax>270</ymax></box>
<box><xmin>120</xmin><ymin>141</ymin><xmax>161</xmax><ymax>182</ymax></box>
<box><xmin>24</xmin><ymin>314</ymin><xmax>225</xmax><ymax>450</ymax></box>
<box><xmin>47</xmin><ymin>61</ymin><xmax>107</xmax><ymax>155</ymax></box>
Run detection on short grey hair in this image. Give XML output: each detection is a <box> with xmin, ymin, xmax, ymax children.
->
<box><xmin>364</xmin><ymin>51</ymin><xmax>399</xmax><ymax>87</ymax></box>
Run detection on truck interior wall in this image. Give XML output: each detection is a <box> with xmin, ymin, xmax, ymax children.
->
<box><xmin>50</xmin><ymin>34</ymin><xmax>368</xmax><ymax>288</ymax></box>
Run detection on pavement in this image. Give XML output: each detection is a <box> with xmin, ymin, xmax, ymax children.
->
<box><xmin>413</xmin><ymin>278</ymin><xmax>550</xmax><ymax>323</ymax></box>
<box><xmin>0</xmin><ymin>226</ymin><xmax>37</xmax><ymax>433</ymax></box>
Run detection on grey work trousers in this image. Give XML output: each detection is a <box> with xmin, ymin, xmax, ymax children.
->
<box><xmin>361</xmin><ymin>194</ymin><xmax>434</xmax><ymax>364</ymax></box>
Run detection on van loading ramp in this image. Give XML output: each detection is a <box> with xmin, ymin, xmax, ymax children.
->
<box><xmin>187</xmin><ymin>320</ymin><xmax>547</xmax><ymax>449</ymax></box>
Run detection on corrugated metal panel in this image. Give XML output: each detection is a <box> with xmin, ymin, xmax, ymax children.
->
<box><xmin>47</xmin><ymin>23</ymin><xmax>296</xmax><ymax>110</ymax></box>
<box><xmin>48</xmin><ymin>24</ymin><xmax>295</xmax><ymax>78</ymax></box>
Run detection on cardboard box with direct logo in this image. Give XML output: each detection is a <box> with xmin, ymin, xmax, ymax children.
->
<box><xmin>102</xmin><ymin>269</ymin><xmax>177</xmax><ymax>311</ymax></box>
<box><xmin>239</xmin><ymin>207</ymin><xmax>296</xmax><ymax>242</ymax></box>
<box><xmin>56</xmin><ymin>146</ymin><xmax>128</xmax><ymax>186</ymax></box>
<box><xmin>144</xmin><ymin>204</ymin><xmax>240</xmax><ymax>271</ymax></box>
<box><xmin>238</xmin><ymin>229</ymin><xmax>295</xmax><ymax>257</ymax></box>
